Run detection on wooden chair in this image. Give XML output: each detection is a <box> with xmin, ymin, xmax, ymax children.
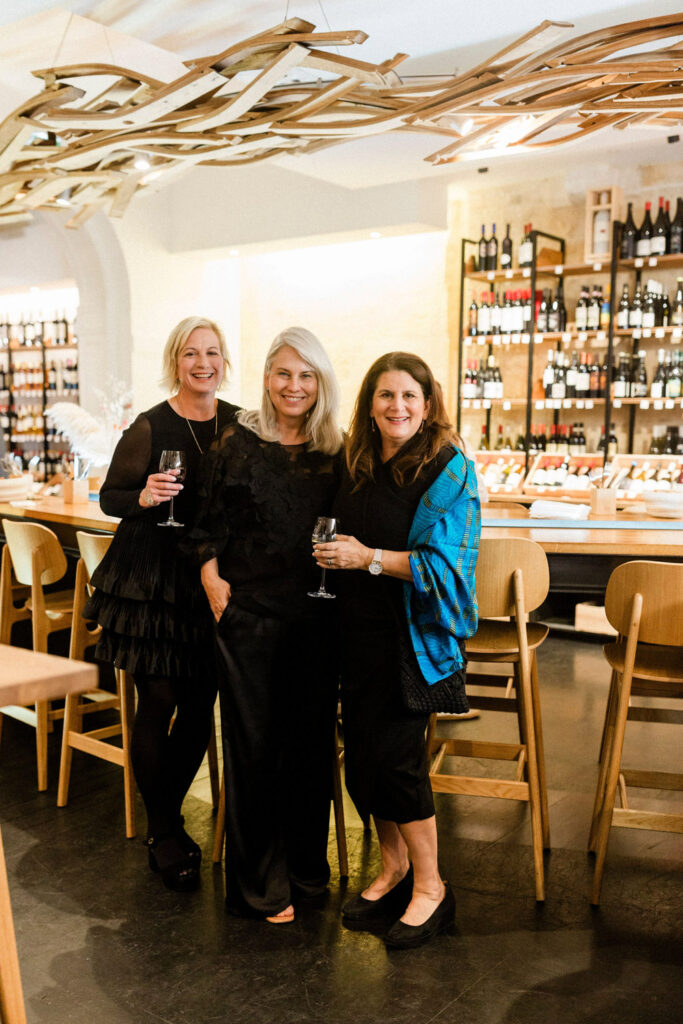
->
<box><xmin>427</xmin><ymin>537</ymin><xmax>551</xmax><ymax>901</ymax></box>
<box><xmin>211</xmin><ymin>722</ymin><xmax>349</xmax><ymax>879</ymax></box>
<box><xmin>0</xmin><ymin>543</ymin><xmax>31</xmax><ymax>645</ymax></box>
<box><xmin>57</xmin><ymin>531</ymin><xmax>138</xmax><ymax>837</ymax></box>
<box><xmin>588</xmin><ymin>560</ymin><xmax>683</xmax><ymax>906</ymax></box>
<box><xmin>0</xmin><ymin>519</ymin><xmax>75</xmax><ymax>791</ymax></box>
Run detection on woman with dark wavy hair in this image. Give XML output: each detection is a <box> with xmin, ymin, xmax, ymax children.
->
<box><xmin>315</xmin><ymin>351</ymin><xmax>480</xmax><ymax>949</ymax></box>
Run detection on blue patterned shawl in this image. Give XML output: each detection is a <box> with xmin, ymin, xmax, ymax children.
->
<box><xmin>403</xmin><ymin>448</ymin><xmax>481</xmax><ymax>684</ymax></box>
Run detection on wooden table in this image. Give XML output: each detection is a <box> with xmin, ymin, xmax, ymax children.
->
<box><xmin>481</xmin><ymin>505</ymin><xmax>683</xmax><ymax>600</ymax></box>
<box><xmin>481</xmin><ymin>506</ymin><xmax>683</xmax><ymax>557</ymax></box>
<box><xmin>0</xmin><ymin>497</ymin><xmax>118</xmax><ymax>555</ymax></box>
<box><xmin>0</xmin><ymin>647</ymin><xmax>98</xmax><ymax>1024</ymax></box>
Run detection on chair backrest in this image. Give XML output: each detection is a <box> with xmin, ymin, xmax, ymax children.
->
<box><xmin>604</xmin><ymin>560</ymin><xmax>683</xmax><ymax>647</ymax></box>
<box><xmin>475</xmin><ymin>537</ymin><xmax>549</xmax><ymax>617</ymax></box>
<box><xmin>2</xmin><ymin>519</ymin><xmax>66</xmax><ymax>587</ymax></box>
<box><xmin>76</xmin><ymin>531</ymin><xmax>113</xmax><ymax>582</ymax></box>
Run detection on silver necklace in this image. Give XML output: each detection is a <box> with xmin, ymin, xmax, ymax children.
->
<box><xmin>184</xmin><ymin>409</ymin><xmax>218</xmax><ymax>454</ymax></box>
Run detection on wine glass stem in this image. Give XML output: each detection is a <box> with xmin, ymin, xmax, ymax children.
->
<box><xmin>320</xmin><ymin>567</ymin><xmax>327</xmax><ymax>591</ymax></box>
<box><xmin>169</xmin><ymin>496</ymin><xmax>174</xmax><ymax>522</ymax></box>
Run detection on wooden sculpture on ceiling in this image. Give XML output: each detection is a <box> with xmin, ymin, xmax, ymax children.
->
<box><xmin>0</xmin><ymin>11</ymin><xmax>682</xmax><ymax>228</ymax></box>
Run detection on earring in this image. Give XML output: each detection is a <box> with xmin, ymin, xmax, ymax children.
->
<box><xmin>370</xmin><ymin>418</ymin><xmax>376</xmax><ymax>433</ymax></box>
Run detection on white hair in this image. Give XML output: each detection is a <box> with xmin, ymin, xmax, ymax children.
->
<box><xmin>238</xmin><ymin>327</ymin><xmax>343</xmax><ymax>455</ymax></box>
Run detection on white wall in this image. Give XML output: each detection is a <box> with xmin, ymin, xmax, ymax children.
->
<box><xmin>239</xmin><ymin>232</ymin><xmax>449</xmax><ymax>424</ymax></box>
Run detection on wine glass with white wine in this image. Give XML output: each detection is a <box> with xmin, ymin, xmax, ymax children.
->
<box><xmin>308</xmin><ymin>516</ymin><xmax>338</xmax><ymax>599</ymax></box>
<box><xmin>157</xmin><ymin>450</ymin><xmax>186</xmax><ymax>528</ymax></box>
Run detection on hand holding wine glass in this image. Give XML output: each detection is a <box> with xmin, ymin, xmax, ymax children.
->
<box><xmin>308</xmin><ymin>516</ymin><xmax>338</xmax><ymax>599</ymax></box>
<box><xmin>158</xmin><ymin>450</ymin><xmax>186</xmax><ymax>527</ymax></box>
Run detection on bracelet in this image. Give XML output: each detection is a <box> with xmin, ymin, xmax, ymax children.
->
<box><xmin>142</xmin><ymin>488</ymin><xmax>156</xmax><ymax>507</ymax></box>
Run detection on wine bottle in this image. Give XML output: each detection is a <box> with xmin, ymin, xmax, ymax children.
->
<box><xmin>636</xmin><ymin>201</ymin><xmax>653</xmax><ymax>257</ymax></box>
<box><xmin>671</xmin><ymin>277</ymin><xmax>683</xmax><ymax>326</ymax></box>
<box><xmin>629</xmin><ymin>274</ymin><xmax>643</xmax><ymax>328</ymax></box>
<box><xmin>478</xmin><ymin>224</ymin><xmax>487</xmax><ymax>271</ymax></box>
<box><xmin>642</xmin><ymin>287</ymin><xmax>656</xmax><ymax>329</ymax></box>
<box><xmin>575</xmin><ymin>284</ymin><xmax>589</xmax><ymax>332</ymax></box>
<box><xmin>650</xmin><ymin>349</ymin><xmax>666</xmax><ymax>399</ymax></box>
<box><xmin>490</xmin><ymin>292</ymin><xmax>501</xmax><ymax>335</ymax></box>
<box><xmin>587</xmin><ymin>286</ymin><xmax>600</xmax><ymax>331</ymax></box>
<box><xmin>542</xmin><ymin>349</ymin><xmax>554</xmax><ymax>398</ymax></box>
<box><xmin>536</xmin><ymin>289</ymin><xmax>549</xmax><ymax>333</ymax></box>
<box><xmin>651</xmin><ymin>196</ymin><xmax>667</xmax><ymax>256</ymax></box>
<box><xmin>620</xmin><ymin>202</ymin><xmax>637</xmax><ymax>259</ymax></box>
<box><xmin>664</xmin><ymin>199</ymin><xmax>672</xmax><ymax>252</ymax></box>
<box><xmin>607</xmin><ymin>423</ymin><xmax>618</xmax><ymax>460</ymax></box>
<box><xmin>479</xmin><ymin>423</ymin><xmax>489</xmax><ymax>451</ymax></box>
<box><xmin>616</xmin><ymin>283</ymin><xmax>630</xmax><ymax>329</ymax></box>
<box><xmin>487</xmin><ymin>223</ymin><xmax>498</xmax><ymax>271</ymax></box>
<box><xmin>501</xmin><ymin>223</ymin><xmax>513</xmax><ymax>269</ymax></box>
<box><xmin>468</xmin><ymin>294</ymin><xmax>478</xmax><ymax>336</ymax></box>
<box><xmin>519</xmin><ymin>224</ymin><xmax>533</xmax><ymax>268</ymax></box>
<box><xmin>633</xmin><ymin>350</ymin><xmax>648</xmax><ymax>398</ymax></box>
<box><xmin>670</xmin><ymin>197</ymin><xmax>683</xmax><ymax>255</ymax></box>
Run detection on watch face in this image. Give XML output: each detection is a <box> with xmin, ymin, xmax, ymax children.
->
<box><xmin>369</xmin><ymin>560</ymin><xmax>382</xmax><ymax>575</ymax></box>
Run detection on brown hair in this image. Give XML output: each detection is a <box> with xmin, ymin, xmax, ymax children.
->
<box><xmin>346</xmin><ymin>351</ymin><xmax>461</xmax><ymax>489</ymax></box>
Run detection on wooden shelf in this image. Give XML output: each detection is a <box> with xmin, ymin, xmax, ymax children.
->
<box><xmin>618</xmin><ymin>253</ymin><xmax>683</xmax><ymax>272</ymax></box>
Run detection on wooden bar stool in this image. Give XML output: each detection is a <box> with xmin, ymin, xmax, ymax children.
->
<box><xmin>57</xmin><ymin>530</ymin><xmax>138</xmax><ymax>837</ymax></box>
<box><xmin>588</xmin><ymin>560</ymin><xmax>683</xmax><ymax>906</ymax></box>
<box><xmin>427</xmin><ymin>536</ymin><xmax>551</xmax><ymax>902</ymax></box>
<box><xmin>0</xmin><ymin>519</ymin><xmax>75</xmax><ymax>791</ymax></box>
<box><xmin>211</xmin><ymin>723</ymin><xmax>349</xmax><ymax>879</ymax></box>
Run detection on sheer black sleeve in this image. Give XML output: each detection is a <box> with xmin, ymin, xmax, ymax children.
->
<box><xmin>99</xmin><ymin>414</ymin><xmax>153</xmax><ymax>519</ymax></box>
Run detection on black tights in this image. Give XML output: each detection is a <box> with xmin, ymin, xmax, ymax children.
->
<box><xmin>131</xmin><ymin>673</ymin><xmax>216</xmax><ymax>838</ymax></box>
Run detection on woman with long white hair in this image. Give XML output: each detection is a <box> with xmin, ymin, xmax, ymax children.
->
<box><xmin>189</xmin><ymin>326</ymin><xmax>343</xmax><ymax>924</ymax></box>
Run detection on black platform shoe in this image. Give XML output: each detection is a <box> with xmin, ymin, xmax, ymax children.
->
<box><xmin>146</xmin><ymin>835</ymin><xmax>199</xmax><ymax>892</ymax></box>
<box><xmin>384</xmin><ymin>882</ymin><xmax>455</xmax><ymax>949</ymax></box>
<box><xmin>342</xmin><ymin>867</ymin><xmax>413</xmax><ymax>930</ymax></box>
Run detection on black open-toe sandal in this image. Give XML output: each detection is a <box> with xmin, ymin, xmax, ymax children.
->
<box><xmin>146</xmin><ymin>835</ymin><xmax>199</xmax><ymax>892</ymax></box>
<box><xmin>175</xmin><ymin>816</ymin><xmax>202</xmax><ymax>866</ymax></box>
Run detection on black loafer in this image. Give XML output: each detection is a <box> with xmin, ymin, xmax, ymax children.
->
<box><xmin>342</xmin><ymin>867</ymin><xmax>413</xmax><ymax>928</ymax></box>
<box><xmin>384</xmin><ymin>882</ymin><xmax>455</xmax><ymax>949</ymax></box>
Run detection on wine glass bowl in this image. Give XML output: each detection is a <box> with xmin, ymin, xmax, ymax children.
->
<box><xmin>308</xmin><ymin>516</ymin><xmax>338</xmax><ymax>599</ymax></box>
<box><xmin>158</xmin><ymin>450</ymin><xmax>186</xmax><ymax>528</ymax></box>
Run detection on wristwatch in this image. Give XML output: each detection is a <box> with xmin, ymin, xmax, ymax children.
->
<box><xmin>368</xmin><ymin>548</ymin><xmax>383</xmax><ymax>575</ymax></box>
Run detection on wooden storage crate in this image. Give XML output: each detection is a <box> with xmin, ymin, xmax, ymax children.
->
<box><xmin>606</xmin><ymin>453</ymin><xmax>683</xmax><ymax>500</ymax></box>
<box><xmin>475</xmin><ymin>451</ymin><xmax>526</xmax><ymax>495</ymax></box>
<box><xmin>523</xmin><ymin>452</ymin><xmax>602</xmax><ymax>499</ymax></box>
<box><xmin>584</xmin><ymin>186</ymin><xmax>624</xmax><ymax>265</ymax></box>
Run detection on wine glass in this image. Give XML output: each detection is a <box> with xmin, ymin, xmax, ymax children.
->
<box><xmin>308</xmin><ymin>516</ymin><xmax>338</xmax><ymax>599</ymax></box>
<box><xmin>157</xmin><ymin>450</ymin><xmax>186</xmax><ymax>528</ymax></box>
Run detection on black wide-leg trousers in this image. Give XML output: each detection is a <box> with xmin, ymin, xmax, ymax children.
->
<box><xmin>215</xmin><ymin>601</ymin><xmax>339</xmax><ymax>917</ymax></box>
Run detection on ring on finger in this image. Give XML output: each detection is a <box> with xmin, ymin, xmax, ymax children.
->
<box><xmin>328</xmin><ymin>558</ymin><xmax>333</xmax><ymax>567</ymax></box>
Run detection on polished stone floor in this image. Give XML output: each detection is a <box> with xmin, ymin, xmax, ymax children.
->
<box><xmin>1</xmin><ymin>635</ymin><xmax>681</xmax><ymax>1024</ymax></box>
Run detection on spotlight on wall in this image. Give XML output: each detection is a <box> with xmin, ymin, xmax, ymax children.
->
<box><xmin>134</xmin><ymin>156</ymin><xmax>151</xmax><ymax>171</ymax></box>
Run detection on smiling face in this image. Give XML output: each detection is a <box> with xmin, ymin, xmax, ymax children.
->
<box><xmin>265</xmin><ymin>345</ymin><xmax>319</xmax><ymax>428</ymax></box>
<box><xmin>176</xmin><ymin>327</ymin><xmax>224</xmax><ymax>397</ymax></box>
<box><xmin>370</xmin><ymin>369</ymin><xmax>430</xmax><ymax>459</ymax></box>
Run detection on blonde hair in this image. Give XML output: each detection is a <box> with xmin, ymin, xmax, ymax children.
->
<box><xmin>160</xmin><ymin>316</ymin><xmax>231</xmax><ymax>393</ymax></box>
<box><xmin>238</xmin><ymin>327</ymin><xmax>343</xmax><ymax>455</ymax></box>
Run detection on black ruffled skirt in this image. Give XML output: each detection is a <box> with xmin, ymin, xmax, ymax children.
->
<box><xmin>84</xmin><ymin>517</ymin><xmax>214</xmax><ymax>680</ymax></box>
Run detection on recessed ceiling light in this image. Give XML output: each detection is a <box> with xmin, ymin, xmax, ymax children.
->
<box><xmin>229</xmin><ymin>249</ymin><xmax>239</xmax><ymax>256</ymax></box>
<box><xmin>134</xmin><ymin>157</ymin><xmax>151</xmax><ymax>171</ymax></box>
<box><xmin>370</xmin><ymin>231</ymin><xmax>382</xmax><ymax>239</ymax></box>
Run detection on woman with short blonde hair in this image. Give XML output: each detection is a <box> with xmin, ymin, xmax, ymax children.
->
<box><xmin>86</xmin><ymin>316</ymin><xmax>240</xmax><ymax>892</ymax></box>
<box><xmin>160</xmin><ymin>315</ymin><xmax>231</xmax><ymax>393</ymax></box>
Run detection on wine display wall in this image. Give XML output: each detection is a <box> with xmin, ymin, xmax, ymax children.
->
<box><xmin>456</xmin><ymin>203</ymin><xmax>683</xmax><ymax>465</ymax></box>
<box><xmin>0</xmin><ymin>301</ymin><xmax>80</xmax><ymax>480</ymax></box>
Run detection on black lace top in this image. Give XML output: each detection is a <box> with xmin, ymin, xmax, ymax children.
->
<box><xmin>189</xmin><ymin>422</ymin><xmax>342</xmax><ymax>620</ymax></box>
